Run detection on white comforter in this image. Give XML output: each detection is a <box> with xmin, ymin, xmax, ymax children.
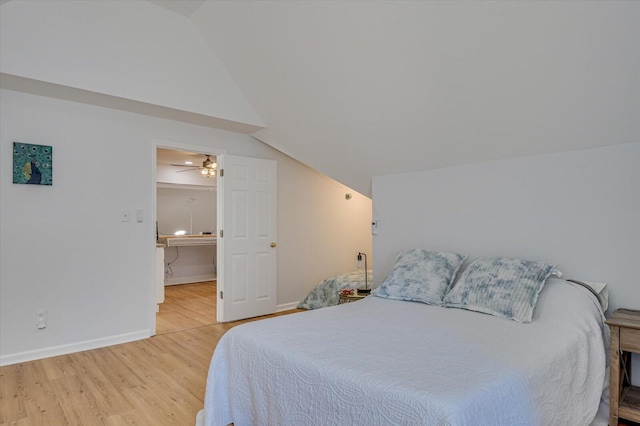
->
<box><xmin>204</xmin><ymin>279</ymin><xmax>607</xmax><ymax>426</ymax></box>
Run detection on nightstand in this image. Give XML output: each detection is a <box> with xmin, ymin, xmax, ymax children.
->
<box><xmin>337</xmin><ymin>291</ymin><xmax>367</xmax><ymax>304</ymax></box>
<box><xmin>606</xmin><ymin>309</ymin><xmax>640</xmax><ymax>425</ymax></box>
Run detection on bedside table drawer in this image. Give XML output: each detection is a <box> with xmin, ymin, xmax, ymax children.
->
<box><xmin>621</xmin><ymin>328</ymin><xmax>640</xmax><ymax>353</ymax></box>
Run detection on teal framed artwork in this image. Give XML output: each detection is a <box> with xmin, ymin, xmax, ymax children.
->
<box><xmin>13</xmin><ymin>142</ymin><xmax>53</xmax><ymax>185</ymax></box>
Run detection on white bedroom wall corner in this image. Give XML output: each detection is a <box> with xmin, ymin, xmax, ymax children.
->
<box><xmin>276</xmin><ymin>160</ymin><xmax>373</xmax><ymax>305</ymax></box>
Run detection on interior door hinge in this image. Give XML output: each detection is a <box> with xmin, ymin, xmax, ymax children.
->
<box><xmin>220</xmin><ymin>290</ymin><xmax>223</xmax><ymax>300</ymax></box>
<box><xmin>220</xmin><ymin>230</ymin><xmax>223</xmax><ymax>238</ymax></box>
<box><xmin>220</xmin><ymin>169</ymin><xmax>224</xmax><ymax>177</ymax></box>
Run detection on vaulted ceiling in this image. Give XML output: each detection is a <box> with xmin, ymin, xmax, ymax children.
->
<box><xmin>189</xmin><ymin>1</ymin><xmax>640</xmax><ymax>197</ymax></box>
<box><xmin>17</xmin><ymin>1</ymin><xmax>640</xmax><ymax>197</ymax></box>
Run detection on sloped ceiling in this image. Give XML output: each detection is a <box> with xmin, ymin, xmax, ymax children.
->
<box><xmin>1</xmin><ymin>0</ymin><xmax>264</xmax><ymax>132</ymax></box>
<box><xmin>5</xmin><ymin>0</ymin><xmax>636</xmax><ymax>197</ymax></box>
<box><xmin>187</xmin><ymin>1</ymin><xmax>639</xmax><ymax>197</ymax></box>
<box><xmin>148</xmin><ymin>0</ymin><xmax>204</xmax><ymax>17</ymax></box>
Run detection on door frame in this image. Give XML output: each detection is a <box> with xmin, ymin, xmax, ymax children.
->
<box><xmin>150</xmin><ymin>139</ymin><xmax>226</xmax><ymax>336</ymax></box>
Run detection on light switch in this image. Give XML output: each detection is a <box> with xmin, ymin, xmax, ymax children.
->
<box><xmin>121</xmin><ymin>210</ymin><xmax>130</xmax><ymax>222</ymax></box>
<box><xmin>136</xmin><ymin>209</ymin><xmax>144</xmax><ymax>223</ymax></box>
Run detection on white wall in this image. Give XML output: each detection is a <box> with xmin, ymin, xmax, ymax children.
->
<box><xmin>163</xmin><ymin>245</ymin><xmax>217</xmax><ymax>285</ymax></box>
<box><xmin>157</xmin><ymin>186</ymin><xmax>216</xmax><ymax>236</ymax></box>
<box><xmin>157</xmin><ymin>186</ymin><xmax>217</xmax><ymax>284</ymax></box>
<box><xmin>372</xmin><ymin>142</ymin><xmax>640</xmax><ymax>315</ymax></box>
<box><xmin>0</xmin><ymin>87</ymin><xmax>372</xmax><ymax>365</ymax></box>
<box><xmin>277</xmin><ymin>160</ymin><xmax>374</xmax><ymax>300</ymax></box>
<box><xmin>0</xmin><ymin>0</ymin><xmax>263</xmax><ymax>130</ymax></box>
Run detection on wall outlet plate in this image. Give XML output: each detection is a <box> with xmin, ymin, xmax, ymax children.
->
<box><xmin>37</xmin><ymin>310</ymin><xmax>47</xmax><ymax>329</ymax></box>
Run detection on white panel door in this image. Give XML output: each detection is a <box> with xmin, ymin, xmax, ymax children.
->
<box><xmin>218</xmin><ymin>155</ymin><xmax>277</xmax><ymax>322</ymax></box>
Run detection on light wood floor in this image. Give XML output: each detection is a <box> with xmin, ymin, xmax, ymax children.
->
<box><xmin>0</xmin><ymin>283</ymin><xmax>304</xmax><ymax>425</ymax></box>
<box><xmin>156</xmin><ymin>281</ymin><xmax>217</xmax><ymax>335</ymax></box>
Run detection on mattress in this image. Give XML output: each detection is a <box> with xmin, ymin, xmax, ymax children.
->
<box><xmin>204</xmin><ymin>278</ymin><xmax>607</xmax><ymax>425</ymax></box>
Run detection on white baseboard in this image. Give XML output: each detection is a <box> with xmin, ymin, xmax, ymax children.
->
<box><xmin>165</xmin><ymin>274</ymin><xmax>216</xmax><ymax>286</ymax></box>
<box><xmin>277</xmin><ymin>301</ymin><xmax>300</xmax><ymax>312</ymax></box>
<box><xmin>0</xmin><ymin>329</ymin><xmax>150</xmax><ymax>367</ymax></box>
<box><xmin>1</xmin><ymin>299</ymin><xmax>299</xmax><ymax>367</ymax></box>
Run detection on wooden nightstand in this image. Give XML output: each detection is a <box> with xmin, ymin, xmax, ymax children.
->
<box><xmin>606</xmin><ymin>309</ymin><xmax>640</xmax><ymax>425</ymax></box>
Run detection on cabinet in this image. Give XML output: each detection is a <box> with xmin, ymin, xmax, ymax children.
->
<box><xmin>606</xmin><ymin>309</ymin><xmax>640</xmax><ymax>425</ymax></box>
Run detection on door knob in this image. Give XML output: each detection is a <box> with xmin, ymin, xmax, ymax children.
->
<box><xmin>270</xmin><ymin>242</ymin><xmax>277</xmax><ymax>248</ymax></box>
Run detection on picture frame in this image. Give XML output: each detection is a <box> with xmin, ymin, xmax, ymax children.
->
<box><xmin>13</xmin><ymin>142</ymin><xmax>53</xmax><ymax>185</ymax></box>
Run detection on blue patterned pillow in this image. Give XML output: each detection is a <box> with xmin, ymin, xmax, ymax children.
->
<box><xmin>372</xmin><ymin>249</ymin><xmax>467</xmax><ymax>305</ymax></box>
<box><xmin>443</xmin><ymin>257</ymin><xmax>556</xmax><ymax>323</ymax></box>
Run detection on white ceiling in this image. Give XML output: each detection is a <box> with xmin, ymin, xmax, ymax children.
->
<box><xmin>157</xmin><ymin>148</ymin><xmax>214</xmax><ymax>166</ymax></box>
<box><xmin>4</xmin><ymin>0</ymin><xmax>638</xmax><ymax>197</ymax></box>
<box><xmin>186</xmin><ymin>1</ymin><xmax>640</xmax><ymax>197</ymax></box>
<box><xmin>148</xmin><ymin>0</ymin><xmax>204</xmax><ymax>17</ymax></box>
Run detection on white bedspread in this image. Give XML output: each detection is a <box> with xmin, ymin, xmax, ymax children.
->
<box><xmin>204</xmin><ymin>279</ymin><xmax>607</xmax><ymax>426</ymax></box>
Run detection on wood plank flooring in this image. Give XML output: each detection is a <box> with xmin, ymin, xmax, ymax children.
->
<box><xmin>0</xmin><ymin>283</ymin><xmax>304</xmax><ymax>426</ymax></box>
<box><xmin>156</xmin><ymin>281</ymin><xmax>217</xmax><ymax>335</ymax></box>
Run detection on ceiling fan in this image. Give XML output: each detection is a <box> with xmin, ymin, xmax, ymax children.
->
<box><xmin>171</xmin><ymin>154</ymin><xmax>217</xmax><ymax>177</ymax></box>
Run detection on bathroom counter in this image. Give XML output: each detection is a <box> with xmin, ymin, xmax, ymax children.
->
<box><xmin>162</xmin><ymin>235</ymin><xmax>217</xmax><ymax>247</ymax></box>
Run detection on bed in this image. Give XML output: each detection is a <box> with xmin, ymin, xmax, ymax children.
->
<box><xmin>297</xmin><ymin>270</ymin><xmax>373</xmax><ymax>309</ymax></box>
<box><xmin>203</xmin><ymin>253</ymin><xmax>609</xmax><ymax>426</ymax></box>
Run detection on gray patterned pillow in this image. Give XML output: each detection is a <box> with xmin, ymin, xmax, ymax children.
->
<box><xmin>372</xmin><ymin>249</ymin><xmax>467</xmax><ymax>305</ymax></box>
<box><xmin>443</xmin><ymin>257</ymin><xmax>556</xmax><ymax>323</ymax></box>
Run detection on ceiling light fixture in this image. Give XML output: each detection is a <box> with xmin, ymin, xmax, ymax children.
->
<box><xmin>199</xmin><ymin>155</ymin><xmax>217</xmax><ymax>177</ymax></box>
<box><xmin>201</xmin><ymin>164</ymin><xmax>216</xmax><ymax>177</ymax></box>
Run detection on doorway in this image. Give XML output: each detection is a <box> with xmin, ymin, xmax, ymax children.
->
<box><xmin>152</xmin><ymin>142</ymin><xmax>223</xmax><ymax>335</ymax></box>
<box><xmin>151</xmin><ymin>142</ymin><xmax>279</xmax><ymax>333</ymax></box>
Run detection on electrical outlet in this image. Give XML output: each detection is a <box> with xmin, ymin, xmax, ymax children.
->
<box><xmin>37</xmin><ymin>310</ymin><xmax>47</xmax><ymax>329</ymax></box>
